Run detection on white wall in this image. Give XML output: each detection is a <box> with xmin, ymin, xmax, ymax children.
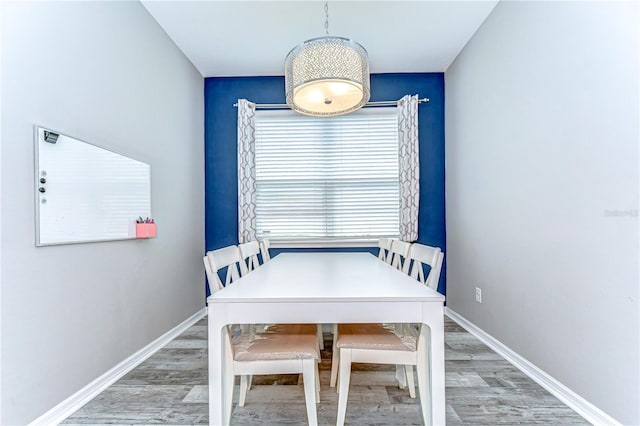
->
<box><xmin>445</xmin><ymin>1</ymin><xmax>639</xmax><ymax>424</ymax></box>
<box><xmin>0</xmin><ymin>1</ymin><xmax>204</xmax><ymax>424</ymax></box>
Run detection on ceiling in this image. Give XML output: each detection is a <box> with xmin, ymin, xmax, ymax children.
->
<box><xmin>141</xmin><ymin>1</ymin><xmax>499</xmax><ymax>77</ymax></box>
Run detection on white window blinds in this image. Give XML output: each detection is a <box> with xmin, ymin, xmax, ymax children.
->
<box><xmin>254</xmin><ymin>107</ymin><xmax>400</xmax><ymax>244</ymax></box>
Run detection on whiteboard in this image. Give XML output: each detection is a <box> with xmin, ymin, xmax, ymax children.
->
<box><xmin>35</xmin><ymin>126</ymin><xmax>152</xmax><ymax>246</ymax></box>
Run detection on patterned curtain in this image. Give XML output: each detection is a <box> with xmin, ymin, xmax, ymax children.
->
<box><xmin>397</xmin><ymin>94</ymin><xmax>420</xmax><ymax>241</ymax></box>
<box><xmin>237</xmin><ymin>99</ymin><xmax>257</xmax><ymax>243</ymax></box>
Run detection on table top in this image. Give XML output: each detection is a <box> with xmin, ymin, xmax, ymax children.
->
<box><xmin>207</xmin><ymin>252</ymin><xmax>445</xmax><ymax>304</ymax></box>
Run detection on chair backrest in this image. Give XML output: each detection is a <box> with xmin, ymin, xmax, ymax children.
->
<box><xmin>426</xmin><ymin>251</ymin><xmax>444</xmax><ymax>292</ymax></box>
<box><xmin>205</xmin><ymin>245</ymin><xmax>247</xmax><ymax>290</ymax></box>
<box><xmin>377</xmin><ymin>238</ymin><xmax>393</xmax><ymax>263</ymax></box>
<box><xmin>203</xmin><ymin>255</ymin><xmax>219</xmax><ymax>292</ymax></box>
<box><xmin>260</xmin><ymin>239</ymin><xmax>271</xmax><ymax>262</ymax></box>
<box><xmin>238</xmin><ymin>241</ymin><xmax>261</xmax><ymax>275</ymax></box>
<box><xmin>407</xmin><ymin>243</ymin><xmax>444</xmax><ymax>292</ymax></box>
<box><xmin>389</xmin><ymin>240</ymin><xmax>412</xmax><ymax>272</ymax></box>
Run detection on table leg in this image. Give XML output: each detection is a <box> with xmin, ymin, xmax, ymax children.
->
<box><xmin>208</xmin><ymin>309</ymin><xmax>229</xmax><ymax>426</ymax></box>
<box><xmin>422</xmin><ymin>304</ymin><xmax>445</xmax><ymax>425</ymax></box>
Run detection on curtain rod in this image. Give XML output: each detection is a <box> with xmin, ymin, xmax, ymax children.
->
<box><xmin>233</xmin><ymin>98</ymin><xmax>429</xmax><ymax>109</ymax></box>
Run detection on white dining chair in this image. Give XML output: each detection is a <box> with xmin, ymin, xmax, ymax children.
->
<box><xmin>389</xmin><ymin>240</ymin><xmax>412</xmax><ymax>272</ymax></box>
<box><xmin>407</xmin><ymin>243</ymin><xmax>444</xmax><ymax>291</ymax></box>
<box><xmin>331</xmin><ymin>245</ymin><xmax>444</xmax><ymax>426</ymax></box>
<box><xmin>238</xmin><ymin>240</ymin><xmax>324</xmax><ymax>350</ymax></box>
<box><xmin>377</xmin><ymin>238</ymin><xmax>393</xmax><ymax>264</ymax></box>
<box><xmin>231</xmin><ymin>323</ymin><xmax>320</xmax><ymax>420</ymax></box>
<box><xmin>329</xmin><ymin>240</ymin><xmax>418</xmax><ymax>391</ymax></box>
<box><xmin>239</xmin><ymin>240</ymin><xmax>262</xmax><ymax>273</ymax></box>
<box><xmin>387</xmin><ymin>239</ymin><xmax>414</xmax><ymax>349</ymax></box>
<box><xmin>224</xmin><ymin>306</ymin><xmax>320</xmax><ymax>425</ymax></box>
<box><xmin>204</xmin><ymin>245</ymin><xmax>247</xmax><ymax>291</ymax></box>
<box><xmin>333</xmin><ymin>324</ymin><xmax>424</xmax><ymax>426</ymax></box>
<box><xmin>204</xmin><ymin>245</ymin><xmax>252</xmax><ymax>333</ymax></box>
<box><xmin>260</xmin><ymin>239</ymin><xmax>271</xmax><ymax>262</ymax></box>
<box><xmin>394</xmin><ymin>244</ymin><xmax>444</xmax><ymax>393</ymax></box>
<box><xmin>205</xmin><ymin>247</ymin><xmax>321</xmax><ymax>425</ymax></box>
<box><xmin>251</xmin><ymin>239</ymin><xmax>324</xmax><ymax>350</ymax></box>
<box><xmin>393</xmin><ymin>243</ymin><xmax>444</xmax><ymax>394</ymax></box>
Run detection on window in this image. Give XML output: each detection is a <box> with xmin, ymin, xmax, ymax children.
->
<box><xmin>254</xmin><ymin>107</ymin><xmax>400</xmax><ymax>245</ymax></box>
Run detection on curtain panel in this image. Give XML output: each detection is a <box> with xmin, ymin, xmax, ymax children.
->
<box><xmin>397</xmin><ymin>94</ymin><xmax>420</xmax><ymax>242</ymax></box>
<box><xmin>237</xmin><ymin>99</ymin><xmax>257</xmax><ymax>243</ymax></box>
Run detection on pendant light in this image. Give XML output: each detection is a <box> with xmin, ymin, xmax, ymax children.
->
<box><xmin>285</xmin><ymin>2</ymin><xmax>370</xmax><ymax>117</ymax></box>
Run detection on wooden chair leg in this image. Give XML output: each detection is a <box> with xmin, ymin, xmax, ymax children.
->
<box><xmin>394</xmin><ymin>326</ymin><xmax>408</xmax><ymax>390</ymax></box>
<box><xmin>405</xmin><ymin>365</ymin><xmax>416</xmax><ymax>398</ymax></box>
<box><xmin>396</xmin><ymin>364</ymin><xmax>406</xmax><ymax>389</ymax></box>
<box><xmin>315</xmin><ymin>361</ymin><xmax>321</xmax><ymax>403</ymax></box>
<box><xmin>239</xmin><ymin>375</ymin><xmax>249</xmax><ymax>407</ymax></box>
<box><xmin>336</xmin><ymin>349</ymin><xmax>352</xmax><ymax>426</ymax></box>
<box><xmin>330</xmin><ymin>350</ymin><xmax>339</xmax><ymax>388</ymax></box>
<box><xmin>302</xmin><ymin>359</ymin><xmax>318</xmax><ymax>426</ymax></box>
<box><xmin>330</xmin><ymin>325</ymin><xmax>339</xmax><ymax>388</ymax></box>
<box><xmin>317</xmin><ymin>324</ymin><xmax>325</xmax><ymax>350</ymax></box>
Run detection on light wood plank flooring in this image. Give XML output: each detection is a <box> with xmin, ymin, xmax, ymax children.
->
<box><xmin>63</xmin><ymin>316</ymin><xmax>587</xmax><ymax>425</ymax></box>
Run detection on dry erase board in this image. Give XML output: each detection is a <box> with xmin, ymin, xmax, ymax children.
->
<box><xmin>34</xmin><ymin>126</ymin><xmax>151</xmax><ymax>246</ymax></box>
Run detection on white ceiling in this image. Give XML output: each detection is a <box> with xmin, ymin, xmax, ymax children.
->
<box><xmin>141</xmin><ymin>1</ymin><xmax>499</xmax><ymax>77</ymax></box>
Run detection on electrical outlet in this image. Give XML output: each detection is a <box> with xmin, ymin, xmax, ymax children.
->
<box><xmin>475</xmin><ymin>287</ymin><xmax>482</xmax><ymax>303</ymax></box>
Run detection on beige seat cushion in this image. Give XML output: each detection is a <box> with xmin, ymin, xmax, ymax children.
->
<box><xmin>336</xmin><ymin>323</ymin><xmax>417</xmax><ymax>352</ymax></box>
<box><xmin>233</xmin><ymin>324</ymin><xmax>320</xmax><ymax>361</ymax></box>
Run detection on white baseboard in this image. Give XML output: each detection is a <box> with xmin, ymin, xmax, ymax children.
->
<box><xmin>30</xmin><ymin>307</ymin><xmax>207</xmax><ymax>426</ymax></box>
<box><xmin>444</xmin><ymin>308</ymin><xmax>620</xmax><ymax>426</ymax></box>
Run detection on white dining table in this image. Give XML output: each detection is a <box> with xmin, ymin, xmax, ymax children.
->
<box><xmin>207</xmin><ymin>252</ymin><xmax>446</xmax><ymax>425</ymax></box>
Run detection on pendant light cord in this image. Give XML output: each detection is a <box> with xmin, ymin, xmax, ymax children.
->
<box><xmin>324</xmin><ymin>2</ymin><xmax>329</xmax><ymax>35</ymax></box>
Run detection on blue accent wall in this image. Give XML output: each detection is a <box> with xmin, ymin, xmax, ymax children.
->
<box><xmin>204</xmin><ymin>73</ymin><xmax>446</xmax><ymax>294</ymax></box>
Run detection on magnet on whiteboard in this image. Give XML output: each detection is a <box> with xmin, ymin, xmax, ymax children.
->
<box><xmin>44</xmin><ymin>131</ymin><xmax>59</xmax><ymax>144</ymax></box>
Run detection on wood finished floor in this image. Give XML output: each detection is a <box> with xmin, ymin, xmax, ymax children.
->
<box><xmin>63</xmin><ymin>316</ymin><xmax>588</xmax><ymax>425</ymax></box>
